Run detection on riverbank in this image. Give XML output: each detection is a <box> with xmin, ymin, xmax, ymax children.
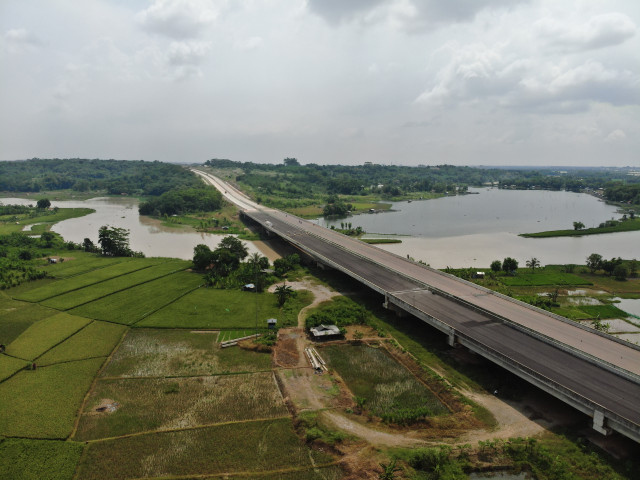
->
<box><xmin>521</xmin><ymin>218</ymin><xmax>640</xmax><ymax>238</ymax></box>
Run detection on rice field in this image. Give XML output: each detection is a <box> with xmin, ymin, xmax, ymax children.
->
<box><xmin>0</xmin><ymin>438</ymin><xmax>84</xmax><ymax>480</ymax></box>
<box><xmin>15</xmin><ymin>258</ymin><xmax>165</xmax><ymax>303</ymax></box>
<box><xmin>74</xmin><ymin>418</ymin><xmax>334</xmax><ymax>480</ymax></box>
<box><xmin>101</xmin><ymin>329</ymin><xmax>271</xmax><ymax>377</ymax></box>
<box><xmin>69</xmin><ymin>271</ymin><xmax>203</xmax><ymax>324</ymax></box>
<box><xmin>0</xmin><ymin>357</ymin><xmax>105</xmax><ymax>438</ymax></box>
<box><xmin>219</xmin><ymin>329</ymin><xmax>255</xmax><ymax>342</ymax></box>
<box><xmin>0</xmin><ymin>294</ymin><xmax>56</xmax><ymax>345</ymax></box>
<box><xmin>322</xmin><ymin>344</ymin><xmax>448</xmax><ymax>424</ymax></box>
<box><xmin>37</xmin><ymin>321</ymin><xmax>127</xmax><ymax>365</ymax></box>
<box><xmin>4</xmin><ymin>312</ymin><xmax>92</xmax><ymax>360</ymax></box>
<box><xmin>44</xmin><ymin>255</ymin><xmax>125</xmax><ymax>278</ymax></box>
<box><xmin>74</xmin><ymin>372</ymin><xmax>288</xmax><ymax>440</ymax></box>
<box><xmin>0</xmin><ymin>354</ymin><xmax>28</xmax><ymax>381</ymax></box>
<box><xmin>41</xmin><ymin>259</ymin><xmax>189</xmax><ymax>310</ymax></box>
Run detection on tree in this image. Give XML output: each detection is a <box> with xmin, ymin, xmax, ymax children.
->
<box><xmin>98</xmin><ymin>225</ymin><xmax>133</xmax><ymax>257</ymax></box>
<box><xmin>573</xmin><ymin>221</ymin><xmax>585</xmax><ymax>231</ymax></box>
<box><xmin>274</xmin><ymin>282</ymin><xmax>294</xmax><ymax>307</ymax></box>
<box><xmin>193</xmin><ymin>244</ymin><xmax>214</xmax><ymax>271</ymax></box>
<box><xmin>490</xmin><ymin>260</ymin><xmax>502</xmax><ymax>272</ymax></box>
<box><xmin>502</xmin><ymin>257</ymin><xmax>518</xmax><ymax>275</ymax></box>
<box><xmin>83</xmin><ymin>238</ymin><xmax>96</xmax><ymax>252</ymax></box>
<box><xmin>602</xmin><ymin>257</ymin><xmax>622</xmax><ymax>276</ymax></box>
<box><xmin>525</xmin><ymin>257</ymin><xmax>540</xmax><ymax>272</ymax></box>
<box><xmin>629</xmin><ymin>259</ymin><xmax>638</xmax><ymax>278</ymax></box>
<box><xmin>283</xmin><ymin>157</ymin><xmax>300</xmax><ymax>166</ymax></box>
<box><xmin>614</xmin><ymin>264</ymin><xmax>629</xmax><ymax>281</ymax></box>
<box><xmin>36</xmin><ymin>198</ymin><xmax>51</xmax><ymax>209</ymax></box>
<box><xmin>40</xmin><ymin>231</ymin><xmax>55</xmax><ymax>248</ymax></box>
<box><xmin>586</xmin><ymin>253</ymin><xmax>603</xmax><ymax>273</ymax></box>
<box><xmin>217</xmin><ymin>236</ymin><xmax>248</xmax><ymax>261</ymax></box>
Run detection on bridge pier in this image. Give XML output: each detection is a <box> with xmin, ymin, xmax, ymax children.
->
<box><xmin>593</xmin><ymin>410</ymin><xmax>612</xmax><ymax>436</ymax></box>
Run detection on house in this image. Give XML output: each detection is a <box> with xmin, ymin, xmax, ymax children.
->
<box><xmin>267</xmin><ymin>318</ymin><xmax>277</xmax><ymax>329</ymax></box>
<box><xmin>310</xmin><ymin>324</ymin><xmax>341</xmax><ymax>338</ymax></box>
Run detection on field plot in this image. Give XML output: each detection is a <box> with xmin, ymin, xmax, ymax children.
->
<box><xmin>75</xmin><ymin>372</ymin><xmax>288</xmax><ymax>440</ymax></box>
<box><xmin>15</xmin><ymin>258</ymin><xmax>165</xmax><ymax>303</ymax></box>
<box><xmin>500</xmin><ymin>271</ymin><xmax>591</xmax><ymax>286</ymax></box>
<box><xmin>219</xmin><ymin>329</ymin><xmax>254</xmax><ymax>342</ymax></box>
<box><xmin>138</xmin><ymin>287</ymin><xmax>311</xmax><ymax>329</ymax></box>
<box><xmin>0</xmin><ymin>354</ymin><xmax>28</xmax><ymax>381</ymax></box>
<box><xmin>102</xmin><ymin>329</ymin><xmax>271</xmax><ymax>377</ymax></box>
<box><xmin>0</xmin><ymin>438</ymin><xmax>84</xmax><ymax>480</ymax></box>
<box><xmin>0</xmin><ymin>357</ymin><xmax>105</xmax><ymax>438</ymax></box>
<box><xmin>69</xmin><ymin>271</ymin><xmax>203</xmax><ymax>324</ymax></box>
<box><xmin>41</xmin><ymin>259</ymin><xmax>189</xmax><ymax>310</ymax></box>
<box><xmin>0</xmin><ymin>295</ymin><xmax>56</xmax><ymax>345</ymax></box>
<box><xmin>37</xmin><ymin>321</ymin><xmax>126</xmax><ymax>365</ymax></box>
<box><xmin>322</xmin><ymin>344</ymin><xmax>448</xmax><ymax>423</ymax></box>
<box><xmin>44</xmin><ymin>255</ymin><xmax>124</xmax><ymax>278</ymax></box>
<box><xmin>5</xmin><ymin>312</ymin><xmax>91</xmax><ymax>360</ymax></box>
<box><xmin>75</xmin><ymin>418</ymin><xmax>335</xmax><ymax>480</ymax></box>
<box><xmin>233</xmin><ymin>467</ymin><xmax>343</xmax><ymax>480</ymax></box>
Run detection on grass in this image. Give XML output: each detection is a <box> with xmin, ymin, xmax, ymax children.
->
<box><xmin>219</xmin><ymin>329</ymin><xmax>254</xmax><ymax>341</ymax></box>
<box><xmin>499</xmin><ymin>269</ymin><xmax>592</xmax><ymax>286</ymax></box>
<box><xmin>322</xmin><ymin>344</ymin><xmax>448</xmax><ymax>424</ymax></box>
<box><xmin>37</xmin><ymin>321</ymin><xmax>127</xmax><ymax>365</ymax></box>
<box><xmin>5</xmin><ymin>312</ymin><xmax>92</xmax><ymax>360</ymax></box>
<box><xmin>15</xmin><ymin>258</ymin><xmax>165</xmax><ymax>302</ymax></box>
<box><xmin>75</xmin><ymin>372</ymin><xmax>288</xmax><ymax>440</ymax></box>
<box><xmin>0</xmin><ymin>354</ymin><xmax>28</xmax><ymax>381</ymax></box>
<box><xmin>521</xmin><ymin>217</ymin><xmax>640</xmax><ymax>237</ymax></box>
<box><xmin>0</xmin><ymin>293</ymin><xmax>57</xmax><ymax>344</ymax></box>
<box><xmin>44</xmin><ymin>255</ymin><xmax>125</xmax><ymax>278</ymax></box>
<box><xmin>74</xmin><ymin>418</ymin><xmax>334</xmax><ymax>480</ymax></box>
<box><xmin>0</xmin><ymin>357</ymin><xmax>105</xmax><ymax>438</ymax></box>
<box><xmin>69</xmin><ymin>271</ymin><xmax>203</xmax><ymax>324</ymax></box>
<box><xmin>361</xmin><ymin>238</ymin><xmax>402</xmax><ymax>244</ymax></box>
<box><xmin>137</xmin><ymin>287</ymin><xmax>312</xmax><ymax>329</ymax></box>
<box><xmin>0</xmin><ymin>207</ymin><xmax>94</xmax><ymax>234</ymax></box>
<box><xmin>101</xmin><ymin>329</ymin><xmax>271</xmax><ymax>377</ymax></box>
<box><xmin>41</xmin><ymin>260</ymin><xmax>189</xmax><ymax>310</ymax></box>
<box><xmin>0</xmin><ymin>438</ymin><xmax>84</xmax><ymax>480</ymax></box>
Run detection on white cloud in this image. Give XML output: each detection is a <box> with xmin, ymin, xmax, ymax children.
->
<box><xmin>605</xmin><ymin>129</ymin><xmax>627</xmax><ymax>142</ymax></box>
<box><xmin>137</xmin><ymin>0</ymin><xmax>224</xmax><ymax>39</ymax></box>
<box><xmin>167</xmin><ymin>41</ymin><xmax>211</xmax><ymax>65</ymax></box>
<box><xmin>3</xmin><ymin>28</ymin><xmax>43</xmax><ymax>53</ymax></box>
<box><xmin>236</xmin><ymin>36</ymin><xmax>263</xmax><ymax>50</ymax></box>
<box><xmin>535</xmin><ymin>12</ymin><xmax>636</xmax><ymax>51</ymax></box>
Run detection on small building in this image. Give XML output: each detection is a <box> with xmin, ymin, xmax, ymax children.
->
<box><xmin>221</xmin><ymin>226</ymin><xmax>229</xmax><ymax>230</ymax></box>
<box><xmin>267</xmin><ymin>318</ymin><xmax>277</xmax><ymax>329</ymax></box>
<box><xmin>473</xmin><ymin>272</ymin><xmax>485</xmax><ymax>279</ymax></box>
<box><xmin>242</xmin><ymin>283</ymin><xmax>255</xmax><ymax>291</ymax></box>
<box><xmin>48</xmin><ymin>258</ymin><xmax>58</xmax><ymax>264</ymax></box>
<box><xmin>310</xmin><ymin>324</ymin><xmax>341</xmax><ymax>338</ymax></box>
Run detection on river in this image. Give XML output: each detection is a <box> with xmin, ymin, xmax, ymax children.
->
<box><xmin>1</xmin><ymin>196</ymin><xmax>263</xmax><ymax>259</ymax></box>
<box><xmin>314</xmin><ymin>188</ymin><xmax>640</xmax><ymax>268</ymax></box>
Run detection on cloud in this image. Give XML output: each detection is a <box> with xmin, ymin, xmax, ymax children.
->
<box><xmin>236</xmin><ymin>36</ymin><xmax>263</xmax><ymax>50</ymax></box>
<box><xmin>535</xmin><ymin>12</ymin><xmax>636</xmax><ymax>51</ymax></box>
<box><xmin>605</xmin><ymin>129</ymin><xmax>626</xmax><ymax>142</ymax></box>
<box><xmin>137</xmin><ymin>0</ymin><xmax>224</xmax><ymax>39</ymax></box>
<box><xmin>3</xmin><ymin>28</ymin><xmax>44</xmax><ymax>53</ymax></box>
<box><xmin>306</xmin><ymin>0</ymin><xmax>386</xmax><ymax>25</ymax></box>
<box><xmin>166</xmin><ymin>41</ymin><xmax>211</xmax><ymax>65</ymax></box>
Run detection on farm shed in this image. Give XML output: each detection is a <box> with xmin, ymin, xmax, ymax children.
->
<box><xmin>267</xmin><ymin>318</ymin><xmax>277</xmax><ymax>329</ymax></box>
<box><xmin>310</xmin><ymin>324</ymin><xmax>341</xmax><ymax>338</ymax></box>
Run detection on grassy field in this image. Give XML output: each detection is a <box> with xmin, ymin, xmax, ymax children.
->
<box><xmin>137</xmin><ymin>287</ymin><xmax>312</xmax><ymax>329</ymax></box>
<box><xmin>521</xmin><ymin>217</ymin><xmax>640</xmax><ymax>237</ymax></box>
<box><xmin>69</xmin><ymin>271</ymin><xmax>203</xmax><ymax>324</ymax></box>
<box><xmin>0</xmin><ymin>354</ymin><xmax>28</xmax><ymax>381</ymax></box>
<box><xmin>5</xmin><ymin>312</ymin><xmax>92</xmax><ymax>360</ymax></box>
<box><xmin>0</xmin><ymin>207</ymin><xmax>94</xmax><ymax>234</ymax></box>
<box><xmin>101</xmin><ymin>329</ymin><xmax>271</xmax><ymax>377</ymax></box>
<box><xmin>75</xmin><ymin>418</ymin><xmax>334</xmax><ymax>480</ymax></box>
<box><xmin>37</xmin><ymin>321</ymin><xmax>126</xmax><ymax>365</ymax></box>
<box><xmin>0</xmin><ymin>293</ymin><xmax>56</xmax><ymax>344</ymax></box>
<box><xmin>75</xmin><ymin>372</ymin><xmax>288</xmax><ymax>440</ymax></box>
<box><xmin>15</xmin><ymin>258</ymin><xmax>165</xmax><ymax>302</ymax></box>
<box><xmin>500</xmin><ymin>269</ymin><xmax>592</xmax><ymax>286</ymax></box>
<box><xmin>44</xmin><ymin>255</ymin><xmax>125</xmax><ymax>278</ymax></box>
<box><xmin>219</xmin><ymin>329</ymin><xmax>255</xmax><ymax>341</ymax></box>
<box><xmin>41</xmin><ymin>260</ymin><xmax>189</xmax><ymax>310</ymax></box>
<box><xmin>361</xmin><ymin>238</ymin><xmax>402</xmax><ymax>244</ymax></box>
<box><xmin>322</xmin><ymin>344</ymin><xmax>448</xmax><ymax>424</ymax></box>
<box><xmin>0</xmin><ymin>357</ymin><xmax>105</xmax><ymax>438</ymax></box>
<box><xmin>0</xmin><ymin>438</ymin><xmax>84</xmax><ymax>480</ymax></box>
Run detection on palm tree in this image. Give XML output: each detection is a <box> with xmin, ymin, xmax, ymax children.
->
<box><xmin>526</xmin><ymin>257</ymin><xmax>540</xmax><ymax>273</ymax></box>
<box><xmin>274</xmin><ymin>282</ymin><xmax>294</xmax><ymax>307</ymax></box>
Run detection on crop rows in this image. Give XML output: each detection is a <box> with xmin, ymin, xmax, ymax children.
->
<box><xmin>41</xmin><ymin>259</ymin><xmax>189</xmax><ymax>310</ymax></box>
<box><xmin>44</xmin><ymin>255</ymin><xmax>125</xmax><ymax>279</ymax></box>
<box><xmin>0</xmin><ymin>295</ymin><xmax>56</xmax><ymax>345</ymax></box>
<box><xmin>0</xmin><ymin>438</ymin><xmax>84</xmax><ymax>480</ymax></box>
<box><xmin>0</xmin><ymin>355</ymin><xmax>28</xmax><ymax>382</ymax></box>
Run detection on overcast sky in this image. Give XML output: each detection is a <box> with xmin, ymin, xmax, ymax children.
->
<box><xmin>1</xmin><ymin>0</ymin><xmax>638</xmax><ymax>166</ymax></box>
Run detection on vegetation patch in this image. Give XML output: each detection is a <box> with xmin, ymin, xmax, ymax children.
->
<box><xmin>41</xmin><ymin>259</ymin><xmax>189</xmax><ymax>310</ymax></box>
<box><xmin>306</xmin><ymin>295</ymin><xmax>372</xmax><ymax>329</ymax></box>
<box><xmin>75</xmin><ymin>418</ymin><xmax>334</xmax><ymax>480</ymax></box>
<box><xmin>37</xmin><ymin>321</ymin><xmax>126</xmax><ymax>365</ymax></box>
<box><xmin>0</xmin><ymin>206</ymin><xmax>94</xmax><ymax>235</ymax></box>
<box><xmin>0</xmin><ymin>354</ymin><xmax>29</xmax><ymax>381</ymax></box>
<box><xmin>0</xmin><ymin>295</ymin><xmax>56</xmax><ymax>345</ymax></box>
<box><xmin>499</xmin><ymin>270</ymin><xmax>591</xmax><ymax>286</ymax></box>
<box><xmin>361</xmin><ymin>238</ymin><xmax>402</xmax><ymax>244</ymax></box>
<box><xmin>322</xmin><ymin>344</ymin><xmax>448</xmax><ymax>424</ymax></box>
<box><xmin>69</xmin><ymin>271</ymin><xmax>203</xmax><ymax>324</ymax></box>
<box><xmin>101</xmin><ymin>329</ymin><xmax>271</xmax><ymax>377</ymax></box>
<box><xmin>0</xmin><ymin>357</ymin><xmax>105</xmax><ymax>438</ymax></box>
<box><xmin>521</xmin><ymin>217</ymin><xmax>640</xmax><ymax>237</ymax></box>
<box><xmin>219</xmin><ymin>329</ymin><xmax>254</xmax><ymax>342</ymax></box>
<box><xmin>5</xmin><ymin>312</ymin><xmax>91</xmax><ymax>360</ymax></box>
<box><xmin>0</xmin><ymin>438</ymin><xmax>84</xmax><ymax>480</ymax></box>
<box><xmin>15</xmin><ymin>258</ymin><xmax>164</xmax><ymax>303</ymax></box>
<box><xmin>44</xmin><ymin>255</ymin><xmax>125</xmax><ymax>278</ymax></box>
<box><xmin>75</xmin><ymin>372</ymin><xmax>288</xmax><ymax>440</ymax></box>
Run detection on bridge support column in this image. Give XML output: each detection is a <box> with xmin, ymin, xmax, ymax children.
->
<box><xmin>592</xmin><ymin>410</ymin><xmax>612</xmax><ymax>436</ymax></box>
<box><xmin>447</xmin><ymin>327</ymin><xmax>457</xmax><ymax>347</ymax></box>
<box><xmin>383</xmin><ymin>299</ymin><xmax>406</xmax><ymax>317</ymax></box>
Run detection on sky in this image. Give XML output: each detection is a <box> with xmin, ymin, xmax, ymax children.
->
<box><xmin>1</xmin><ymin>0</ymin><xmax>639</xmax><ymax>167</ymax></box>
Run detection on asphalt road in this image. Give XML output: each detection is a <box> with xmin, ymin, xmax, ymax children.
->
<box><xmin>194</xmin><ymin>169</ymin><xmax>640</xmax><ymax>429</ymax></box>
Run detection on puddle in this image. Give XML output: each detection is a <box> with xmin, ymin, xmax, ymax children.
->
<box><xmin>562</xmin><ymin>297</ymin><xmax>602</xmax><ymax>306</ymax></box>
<box><xmin>566</xmin><ymin>289</ymin><xmax>607</xmax><ymax>296</ymax></box>
<box><xmin>612</xmin><ymin>298</ymin><xmax>640</xmax><ymax>318</ymax></box>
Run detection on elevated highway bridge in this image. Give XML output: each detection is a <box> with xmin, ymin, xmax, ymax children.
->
<box><xmin>194</xmin><ymin>169</ymin><xmax>640</xmax><ymax>443</ymax></box>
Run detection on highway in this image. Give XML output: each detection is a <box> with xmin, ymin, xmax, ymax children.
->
<box><xmin>193</xmin><ymin>169</ymin><xmax>640</xmax><ymax>441</ymax></box>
